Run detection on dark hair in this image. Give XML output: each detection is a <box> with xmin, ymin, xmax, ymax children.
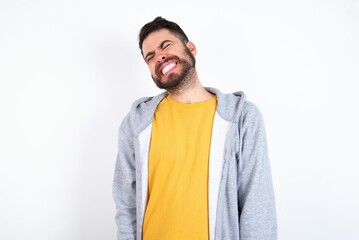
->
<box><xmin>138</xmin><ymin>16</ymin><xmax>189</xmax><ymax>53</ymax></box>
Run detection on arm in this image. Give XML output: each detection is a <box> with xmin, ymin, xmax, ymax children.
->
<box><xmin>113</xmin><ymin>127</ymin><xmax>137</xmax><ymax>240</ymax></box>
<box><xmin>238</xmin><ymin>102</ymin><xmax>277</xmax><ymax>239</ymax></box>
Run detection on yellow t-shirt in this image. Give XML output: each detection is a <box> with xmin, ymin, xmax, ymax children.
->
<box><xmin>143</xmin><ymin>95</ymin><xmax>217</xmax><ymax>240</ymax></box>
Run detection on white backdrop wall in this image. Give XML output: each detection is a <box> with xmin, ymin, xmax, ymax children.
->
<box><xmin>1</xmin><ymin>0</ymin><xmax>359</xmax><ymax>239</ymax></box>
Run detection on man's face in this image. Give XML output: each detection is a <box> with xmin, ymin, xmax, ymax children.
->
<box><xmin>142</xmin><ymin>29</ymin><xmax>196</xmax><ymax>91</ymax></box>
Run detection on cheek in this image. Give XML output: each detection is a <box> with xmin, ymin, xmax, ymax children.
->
<box><xmin>148</xmin><ymin>63</ymin><xmax>157</xmax><ymax>75</ymax></box>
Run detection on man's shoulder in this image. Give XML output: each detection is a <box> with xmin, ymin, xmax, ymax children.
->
<box><xmin>120</xmin><ymin>92</ymin><xmax>167</xmax><ymax>136</ymax></box>
<box><xmin>208</xmin><ymin>87</ymin><xmax>246</xmax><ymax>122</ymax></box>
<box><xmin>128</xmin><ymin>91</ymin><xmax>166</xmax><ymax>113</ymax></box>
<box><xmin>242</xmin><ymin>100</ymin><xmax>263</xmax><ymax>117</ymax></box>
<box><xmin>206</xmin><ymin>87</ymin><xmax>264</xmax><ymax>124</ymax></box>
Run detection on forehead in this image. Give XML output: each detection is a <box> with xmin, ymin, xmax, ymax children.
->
<box><xmin>142</xmin><ymin>29</ymin><xmax>180</xmax><ymax>55</ymax></box>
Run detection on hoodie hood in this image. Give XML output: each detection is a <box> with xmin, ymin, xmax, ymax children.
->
<box><xmin>121</xmin><ymin>87</ymin><xmax>246</xmax><ymax>138</ymax></box>
<box><xmin>205</xmin><ymin>87</ymin><xmax>246</xmax><ymax>123</ymax></box>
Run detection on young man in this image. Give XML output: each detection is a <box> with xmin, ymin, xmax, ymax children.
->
<box><xmin>113</xmin><ymin>16</ymin><xmax>277</xmax><ymax>240</ymax></box>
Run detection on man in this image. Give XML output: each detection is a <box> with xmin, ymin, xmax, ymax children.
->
<box><xmin>113</xmin><ymin>16</ymin><xmax>277</xmax><ymax>240</ymax></box>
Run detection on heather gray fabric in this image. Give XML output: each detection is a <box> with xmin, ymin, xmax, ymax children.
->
<box><xmin>113</xmin><ymin>87</ymin><xmax>277</xmax><ymax>240</ymax></box>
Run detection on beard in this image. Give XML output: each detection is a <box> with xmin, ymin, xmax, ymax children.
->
<box><xmin>151</xmin><ymin>47</ymin><xmax>196</xmax><ymax>93</ymax></box>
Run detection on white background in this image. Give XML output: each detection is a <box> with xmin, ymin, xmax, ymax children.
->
<box><xmin>1</xmin><ymin>0</ymin><xmax>359</xmax><ymax>239</ymax></box>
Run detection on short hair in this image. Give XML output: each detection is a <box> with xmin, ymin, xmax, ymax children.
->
<box><xmin>138</xmin><ymin>16</ymin><xmax>189</xmax><ymax>53</ymax></box>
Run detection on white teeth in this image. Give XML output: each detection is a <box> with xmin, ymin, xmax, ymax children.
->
<box><xmin>162</xmin><ymin>62</ymin><xmax>176</xmax><ymax>75</ymax></box>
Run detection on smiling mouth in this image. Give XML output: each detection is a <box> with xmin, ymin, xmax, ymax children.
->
<box><xmin>161</xmin><ymin>62</ymin><xmax>176</xmax><ymax>75</ymax></box>
<box><xmin>160</xmin><ymin>61</ymin><xmax>177</xmax><ymax>75</ymax></box>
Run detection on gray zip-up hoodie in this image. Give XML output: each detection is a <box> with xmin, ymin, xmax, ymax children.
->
<box><xmin>113</xmin><ymin>87</ymin><xmax>277</xmax><ymax>240</ymax></box>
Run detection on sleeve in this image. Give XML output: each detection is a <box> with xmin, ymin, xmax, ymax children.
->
<box><xmin>238</xmin><ymin>102</ymin><xmax>277</xmax><ymax>240</ymax></box>
<box><xmin>113</xmin><ymin>126</ymin><xmax>137</xmax><ymax>240</ymax></box>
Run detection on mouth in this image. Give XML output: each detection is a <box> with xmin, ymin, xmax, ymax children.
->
<box><xmin>160</xmin><ymin>61</ymin><xmax>177</xmax><ymax>76</ymax></box>
<box><xmin>161</xmin><ymin>62</ymin><xmax>177</xmax><ymax>75</ymax></box>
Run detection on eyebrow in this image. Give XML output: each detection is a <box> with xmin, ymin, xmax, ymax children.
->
<box><xmin>144</xmin><ymin>40</ymin><xmax>173</xmax><ymax>62</ymax></box>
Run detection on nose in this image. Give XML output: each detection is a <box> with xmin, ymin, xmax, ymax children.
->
<box><xmin>156</xmin><ymin>53</ymin><xmax>166</xmax><ymax>63</ymax></box>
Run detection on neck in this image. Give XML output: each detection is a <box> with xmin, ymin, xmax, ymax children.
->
<box><xmin>167</xmin><ymin>76</ymin><xmax>213</xmax><ymax>104</ymax></box>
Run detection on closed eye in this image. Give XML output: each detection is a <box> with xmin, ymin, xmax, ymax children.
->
<box><xmin>162</xmin><ymin>43</ymin><xmax>171</xmax><ymax>49</ymax></box>
<box><xmin>146</xmin><ymin>55</ymin><xmax>153</xmax><ymax>63</ymax></box>
<box><xmin>160</xmin><ymin>40</ymin><xmax>173</xmax><ymax>50</ymax></box>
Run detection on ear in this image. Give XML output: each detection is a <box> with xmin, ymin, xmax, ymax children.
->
<box><xmin>186</xmin><ymin>41</ymin><xmax>197</xmax><ymax>56</ymax></box>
